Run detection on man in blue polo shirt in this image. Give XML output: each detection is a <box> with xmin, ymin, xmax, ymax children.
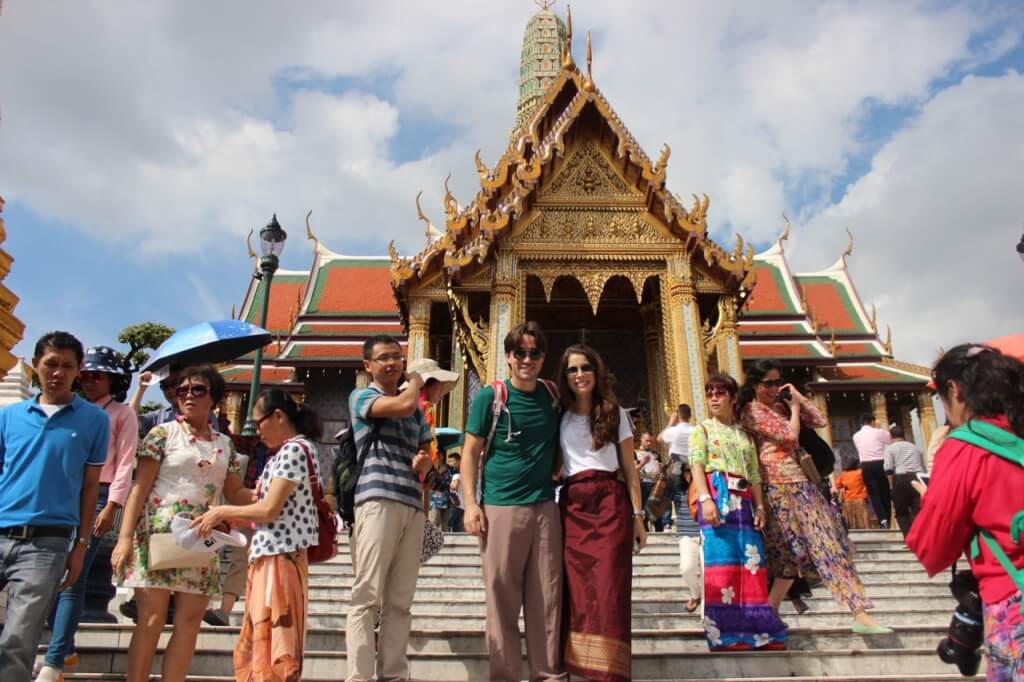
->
<box><xmin>0</xmin><ymin>331</ymin><xmax>108</xmax><ymax>682</ymax></box>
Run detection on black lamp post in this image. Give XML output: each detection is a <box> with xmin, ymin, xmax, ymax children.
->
<box><xmin>242</xmin><ymin>214</ymin><xmax>287</xmax><ymax>436</ymax></box>
<box><xmin>1017</xmin><ymin>227</ymin><xmax>1024</xmax><ymax>264</ymax></box>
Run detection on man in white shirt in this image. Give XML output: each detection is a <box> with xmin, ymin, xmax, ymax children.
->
<box><xmin>852</xmin><ymin>413</ymin><xmax>893</xmax><ymax>529</ymax></box>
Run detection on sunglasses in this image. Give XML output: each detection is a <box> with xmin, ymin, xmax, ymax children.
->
<box><xmin>512</xmin><ymin>349</ymin><xmax>544</xmax><ymax>360</ymax></box>
<box><xmin>759</xmin><ymin>379</ymin><xmax>784</xmax><ymax>388</ymax></box>
<box><xmin>565</xmin><ymin>364</ymin><xmax>594</xmax><ymax>376</ymax></box>
<box><xmin>79</xmin><ymin>372</ymin><xmax>108</xmax><ymax>383</ymax></box>
<box><xmin>175</xmin><ymin>384</ymin><xmax>209</xmax><ymax>399</ymax></box>
<box><xmin>705</xmin><ymin>386</ymin><xmax>730</xmax><ymax>398</ymax></box>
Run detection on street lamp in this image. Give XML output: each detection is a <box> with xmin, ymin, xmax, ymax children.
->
<box><xmin>1017</xmin><ymin>226</ymin><xmax>1024</xmax><ymax>264</ymax></box>
<box><xmin>242</xmin><ymin>214</ymin><xmax>288</xmax><ymax>436</ymax></box>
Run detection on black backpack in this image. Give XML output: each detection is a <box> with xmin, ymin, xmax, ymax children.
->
<box><xmin>332</xmin><ymin>421</ymin><xmax>380</xmax><ymax>526</ymax></box>
<box><xmin>799</xmin><ymin>426</ymin><xmax>836</xmax><ymax>477</ymax></box>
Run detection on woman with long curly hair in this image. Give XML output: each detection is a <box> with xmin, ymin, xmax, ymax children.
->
<box><xmin>908</xmin><ymin>344</ymin><xmax>1024</xmax><ymax>680</ymax></box>
<box><xmin>557</xmin><ymin>344</ymin><xmax>645</xmax><ymax>681</ymax></box>
<box><xmin>738</xmin><ymin>359</ymin><xmax>890</xmax><ymax>634</ymax></box>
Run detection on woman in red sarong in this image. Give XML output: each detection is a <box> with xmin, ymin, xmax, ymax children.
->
<box><xmin>557</xmin><ymin>344</ymin><xmax>646</xmax><ymax>681</ymax></box>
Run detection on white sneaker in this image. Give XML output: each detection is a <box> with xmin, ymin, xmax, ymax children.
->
<box><xmin>35</xmin><ymin>665</ymin><xmax>63</xmax><ymax>682</ymax></box>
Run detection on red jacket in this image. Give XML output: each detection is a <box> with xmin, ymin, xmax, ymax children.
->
<box><xmin>907</xmin><ymin>416</ymin><xmax>1024</xmax><ymax>604</ymax></box>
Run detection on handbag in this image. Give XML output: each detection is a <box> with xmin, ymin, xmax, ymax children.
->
<box><xmin>148</xmin><ymin>533</ymin><xmax>214</xmax><ymax>571</ymax></box>
<box><xmin>295</xmin><ymin>439</ymin><xmax>339</xmax><ymax>563</ymax></box>
<box><xmin>794</xmin><ymin>447</ymin><xmax>823</xmax><ymax>485</ymax></box>
<box><xmin>420</xmin><ymin>518</ymin><xmax>445</xmax><ymax>563</ymax></box>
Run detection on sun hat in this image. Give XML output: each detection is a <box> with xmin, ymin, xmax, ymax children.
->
<box><xmin>82</xmin><ymin>346</ymin><xmax>124</xmax><ymax>375</ymax></box>
<box><xmin>170</xmin><ymin>512</ymin><xmax>247</xmax><ymax>552</ymax></box>
<box><xmin>406</xmin><ymin>357</ymin><xmax>460</xmax><ymax>392</ymax></box>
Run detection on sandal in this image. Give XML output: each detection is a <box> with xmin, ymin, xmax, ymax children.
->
<box><xmin>685</xmin><ymin>597</ymin><xmax>702</xmax><ymax>613</ymax></box>
<box><xmin>791</xmin><ymin>597</ymin><xmax>810</xmax><ymax>615</ymax></box>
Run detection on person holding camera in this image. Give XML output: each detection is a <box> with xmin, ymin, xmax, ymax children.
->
<box><xmin>739</xmin><ymin>359</ymin><xmax>890</xmax><ymax>634</ymax></box>
<box><xmin>907</xmin><ymin>344</ymin><xmax>1024</xmax><ymax>680</ymax></box>
<box><xmin>689</xmin><ymin>372</ymin><xmax>786</xmax><ymax>650</ymax></box>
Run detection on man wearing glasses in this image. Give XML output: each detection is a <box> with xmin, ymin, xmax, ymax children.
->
<box><xmin>345</xmin><ymin>335</ymin><xmax>433</xmax><ymax>682</ymax></box>
<box><xmin>132</xmin><ymin>365</ymin><xmax>183</xmax><ymax>438</ymax></box>
<box><xmin>461</xmin><ymin>321</ymin><xmax>565</xmax><ymax>682</ymax></box>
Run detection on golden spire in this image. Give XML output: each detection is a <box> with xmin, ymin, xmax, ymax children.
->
<box><xmin>245</xmin><ymin>229</ymin><xmax>259</xmax><ymax>271</ymax></box>
<box><xmin>583</xmin><ymin>31</ymin><xmax>595</xmax><ymax>92</ymax></box>
<box><xmin>534</xmin><ymin>0</ymin><xmax>555</xmax><ymax>9</ymax></box>
<box><xmin>415</xmin><ymin>191</ymin><xmax>443</xmax><ymax>244</ymax></box>
<box><xmin>780</xmin><ymin>213</ymin><xmax>791</xmax><ymax>246</ymax></box>
<box><xmin>304</xmin><ymin>210</ymin><xmax>320</xmax><ymax>251</ymax></box>
<box><xmin>842</xmin><ymin>227</ymin><xmax>854</xmax><ymax>263</ymax></box>
<box><xmin>884</xmin><ymin>325</ymin><xmax>893</xmax><ymax>356</ymax></box>
<box><xmin>562</xmin><ymin>5</ymin><xmax>575</xmax><ymax>69</ymax></box>
<box><xmin>870</xmin><ymin>302</ymin><xmax>877</xmax><ymax>332</ymax></box>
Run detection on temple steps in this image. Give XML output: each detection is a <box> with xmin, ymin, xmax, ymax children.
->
<box><xmin>52</xmin><ymin>530</ymin><xmax>977</xmax><ymax>679</ymax></box>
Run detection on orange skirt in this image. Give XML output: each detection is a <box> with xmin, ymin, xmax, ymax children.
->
<box><xmin>233</xmin><ymin>550</ymin><xmax>309</xmax><ymax>682</ymax></box>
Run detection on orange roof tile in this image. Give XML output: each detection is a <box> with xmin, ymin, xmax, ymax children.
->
<box><xmin>740</xmin><ymin>342</ymin><xmax>824</xmax><ymax>359</ymax></box>
<box><xmin>308</xmin><ymin>260</ymin><xmax>399</xmax><ymax>315</ymax></box>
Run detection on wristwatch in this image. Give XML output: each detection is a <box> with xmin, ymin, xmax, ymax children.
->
<box><xmin>698</xmin><ymin>493</ymin><xmax>712</xmax><ymax>504</ymax></box>
<box><xmin>75</xmin><ymin>536</ymin><xmax>89</xmax><ymax>547</ymax></box>
<box><xmin>632</xmin><ymin>510</ymin><xmax>645</xmax><ymax>518</ymax></box>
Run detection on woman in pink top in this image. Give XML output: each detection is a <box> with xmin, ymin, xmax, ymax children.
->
<box><xmin>38</xmin><ymin>346</ymin><xmax>139</xmax><ymax>681</ymax></box>
<box><xmin>738</xmin><ymin>359</ymin><xmax>890</xmax><ymax>634</ymax></box>
<box><xmin>907</xmin><ymin>344</ymin><xmax>1024</xmax><ymax>680</ymax></box>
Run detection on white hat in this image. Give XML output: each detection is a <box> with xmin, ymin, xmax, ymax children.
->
<box><xmin>406</xmin><ymin>358</ymin><xmax>459</xmax><ymax>392</ymax></box>
<box><xmin>170</xmin><ymin>512</ymin><xmax>247</xmax><ymax>552</ymax></box>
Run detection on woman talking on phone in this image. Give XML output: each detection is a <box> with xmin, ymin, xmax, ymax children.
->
<box><xmin>739</xmin><ymin>359</ymin><xmax>890</xmax><ymax>634</ymax></box>
<box><xmin>557</xmin><ymin>344</ymin><xmax>645</xmax><ymax>681</ymax></box>
<box><xmin>689</xmin><ymin>372</ymin><xmax>786</xmax><ymax>650</ymax></box>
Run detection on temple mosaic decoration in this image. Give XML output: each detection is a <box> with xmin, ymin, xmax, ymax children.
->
<box><xmin>225</xmin><ymin>5</ymin><xmax>933</xmax><ymax>450</ymax></box>
<box><xmin>0</xmin><ymin>196</ymin><xmax>25</xmax><ymax>379</ymax></box>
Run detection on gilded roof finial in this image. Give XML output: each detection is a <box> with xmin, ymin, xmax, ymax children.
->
<box><xmin>884</xmin><ymin>325</ymin><xmax>893</xmax><ymax>356</ymax></box>
<box><xmin>562</xmin><ymin>5</ymin><xmax>575</xmax><ymax>70</ymax></box>
<box><xmin>842</xmin><ymin>227</ymin><xmax>854</xmax><ymax>263</ymax></box>
<box><xmin>829</xmin><ymin>328</ymin><xmax>838</xmax><ymax>356</ymax></box>
<box><xmin>534</xmin><ymin>0</ymin><xmax>555</xmax><ymax>9</ymax></box>
<box><xmin>304</xmin><ymin>210</ymin><xmax>320</xmax><ymax>250</ymax></box>
<box><xmin>245</xmin><ymin>229</ymin><xmax>259</xmax><ymax>270</ymax></box>
<box><xmin>780</xmin><ymin>213</ymin><xmax>791</xmax><ymax>246</ymax></box>
<box><xmin>415</xmin><ymin>191</ymin><xmax>443</xmax><ymax>244</ymax></box>
<box><xmin>870</xmin><ymin>302</ymin><xmax>877</xmax><ymax>332</ymax></box>
<box><xmin>582</xmin><ymin>31</ymin><xmax>595</xmax><ymax>92</ymax></box>
<box><xmin>474</xmin><ymin>150</ymin><xmax>489</xmax><ymax>180</ymax></box>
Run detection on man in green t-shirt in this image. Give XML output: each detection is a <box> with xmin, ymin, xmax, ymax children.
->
<box><xmin>460</xmin><ymin>321</ymin><xmax>565</xmax><ymax>682</ymax></box>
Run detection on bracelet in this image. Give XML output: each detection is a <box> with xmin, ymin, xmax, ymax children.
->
<box><xmin>632</xmin><ymin>511</ymin><xmax>645</xmax><ymax>518</ymax></box>
<box><xmin>75</xmin><ymin>536</ymin><xmax>89</xmax><ymax>546</ymax></box>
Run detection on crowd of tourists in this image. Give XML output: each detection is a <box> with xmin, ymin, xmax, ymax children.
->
<box><xmin>0</xmin><ymin>325</ymin><xmax>1021</xmax><ymax>682</ymax></box>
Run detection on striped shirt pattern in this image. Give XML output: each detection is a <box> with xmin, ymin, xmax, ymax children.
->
<box><xmin>350</xmin><ymin>385</ymin><xmax>431</xmax><ymax>511</ymax></box>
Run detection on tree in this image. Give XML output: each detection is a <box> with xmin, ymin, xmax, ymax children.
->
<box><xmin>117</xmin><ymin>322</ymin><xmax>174</xmax><ymax>373</ymax></box>
<box><xmin>138</xmin><ymin>400</ymin><xmax>164</xmax><ymax>415</ymax></box>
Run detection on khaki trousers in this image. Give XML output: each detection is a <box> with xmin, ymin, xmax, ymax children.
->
<box><xmin>346</xmin><ymin>499</ymin><xmax>425</xmax><ymax>682</ymax></box>
<box><xmin>221</xmin><ymin>527</ymin><xmax>253</xmax><ymax>597</ymax></box>
<box><xmin>481</xmin><ymin>502</ymin><xmax>566</xmax><ymax>682</ymax></box>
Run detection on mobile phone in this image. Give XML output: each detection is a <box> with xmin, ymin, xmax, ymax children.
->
<box><xmin>778</xmin><ymin>387</ymin><xmax>792</xmax><ymax>402</ymax></box>
<box><xmin>915</xmin><ymin>472</ymin><xmax>930</xmax><ymax>487</ymax></box>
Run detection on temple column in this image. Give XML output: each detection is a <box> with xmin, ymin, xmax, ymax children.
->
<box><xmin>407</xmin><ymin>297</ymin><xmax>431</xmax><ymax>362</ymax></box>
<box><xmin>355</xmin><ymin>370</ymin><xmax>371</xmax><ymax>389</ymax></box>
<box><xmin>871</xmin><ymin>391</ymin><xmax>889</xmax><ymax>429</ymax></box>
<box><xmin>639</xmin><ymin>303</ymin><xmax>668</xmax><ymax>437</ymax></box>
<box><xmin>224</xmin><ymin>391</ymin><xmax>245</xmax><ymax>435</ymax></box>
<box><xmin>809</xmin><ymin>391</ymin><xmax>833</xmax><ymax>446</ymax></box>
<box><xmin>448</xmin><ymin>338</ymin><xmax>466</xmax><ymax>430</ymax></box>
<box><xmin>916</xmin><ymin>391</ymin><xmax>938</xmax><ymax>454</ymax></box>
<box><xmin>714</xmin><ymin>295</ymin><xmax>744</xmax><ymax>384</ymax></box>
<box><xmin>664</xmin><ymin>256</ymin><xmax>707</xmax><ymax>422</ymax></box>
<box><xmin>900</xmin><ymin>405</ymin><xmax>916</xmax><ymax>444</ymax></box>
<box><xmin>487</xmin><ymin>250</ymin><xmax>517</xmax><ymax>383</ymax></box>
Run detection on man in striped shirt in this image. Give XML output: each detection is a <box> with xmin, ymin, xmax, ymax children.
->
<box><xmin>345</xmin><ymin>335</ymin><xmax>433</xmax><ymax>682</ymax></box>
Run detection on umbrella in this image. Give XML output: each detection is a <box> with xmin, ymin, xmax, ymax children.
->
<box><xmin>927</xmin><ymin>333</ymin><xmax>1023</xmax><ymax>389</ymax></box>
<box><xmin>435</xmin><ymin>427</ymin><xmax>463</xmax><ymax>452</ymax></box>
<box><xmin>141</xmin><ymin>320</ymin><xmax>272</xmax><ymax>374</ymax></box>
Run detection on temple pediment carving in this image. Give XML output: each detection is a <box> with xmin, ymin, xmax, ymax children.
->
<box><xmin>509</xmin><ymin>208</ymin><xmax>675</xmax><ymax>246</ymax></box>
<box><xmin>537</xmin><ymin>141</ymin><xmax>645</xmax><ymax>204</ymax></box>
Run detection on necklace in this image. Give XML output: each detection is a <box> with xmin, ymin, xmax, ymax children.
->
<box><xmin>177</xmin><ymin>415</ymin><xmax>222</xmax><ymax>468</ymax></box>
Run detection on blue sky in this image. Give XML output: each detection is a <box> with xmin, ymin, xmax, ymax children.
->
<box><xmin>1</xmin><ymin>1</ymin><xmax>1022</xmax><ymax>369</ymax></box>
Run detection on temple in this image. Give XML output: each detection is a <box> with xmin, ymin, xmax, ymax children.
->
<box><xmin>0</xmin><ymin>196</ymin><xmax>25</xmax><ymax>380</ymax></box>
<box><xmin>223</xmin><ymin>5</ymin><xmax>934</xmax><ymax>452</ymax></box>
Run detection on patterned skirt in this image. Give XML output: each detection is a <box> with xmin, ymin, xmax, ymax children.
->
<box><xmin>842</xmin><ymin>499</ymin><xmax>872</xmax><ymax>530</ymax></box>
<box><xmin>234</xmin><ymin>550</ymin><xmax>309</xmax><ymax>682</ymax></box>
<box><xmin>983</xmin><ymin>591</ymin><xmax>1024</xmax><ymax>682</ymax></box>
<box><xmin>699</xmin><ymin>471</ymin><xmax>787</xmax><ymax>651</ymax></box>
<box><xmin>763</xmin><ymin>481</ymin><xmax>873</xmax><ymax>613</ymax></box>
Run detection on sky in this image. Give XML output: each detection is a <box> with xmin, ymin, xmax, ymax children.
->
<box><xmin>1</xmin><ymin>0</ymin><xmax>1022</xmax><ymax>371</ymax></box>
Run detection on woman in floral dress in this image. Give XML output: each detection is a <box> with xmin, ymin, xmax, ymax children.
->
<box><xmin>738</xmin><ymin>359</ymin><xmax>890</xmax><ymax>634</ymax></box>
<box><xmin>112</xmin><ymin>365</ymin><xmax>250</xmax><ymax>681</ymax></box>
<box><xmin>689</xmin><ymin>372</ymin><xmax>786</xmax><ymax>650</ymax></box>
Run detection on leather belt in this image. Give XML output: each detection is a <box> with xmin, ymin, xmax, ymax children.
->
<box><xmin>0</xmin><ymin>525</ymin><xmax>73</xmax><ymax>540</ymax></box>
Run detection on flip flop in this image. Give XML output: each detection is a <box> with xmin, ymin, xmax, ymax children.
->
<box><xmin>685</xmin><ymin>597</ymin><xmax>702</xmax><ymax>613</ymax></box>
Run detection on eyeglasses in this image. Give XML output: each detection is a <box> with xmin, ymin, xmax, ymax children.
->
<box><xmin>705</xmin><ymin>386</ymin><xmax>730</xmax><ymax>398</ymax></box>
<box><xmin>254</xmin><ymin>413</ymin><xmax>273</xmax><ymax>428</ymax></box>
<box><xmin>371</xmin><ymin>354</ymin><xmax>404</xmax><ymax>364</ymax></box>
<box><xmin>175</xmin><ymin>384</ymin><xmax>209</xmax><ymax>399</ymax></box>
<box><xmin>758</xmin><ymin>379</ymin><xmax>783</xmax><ymax>388</ymax></box>
<box><xmin>565</xmin><ymin>364</ymin><xmax>594</xmax><ymax>375</ymax></box>
<box><xmin>512</xmin><ymin>349</ymin><xmax>544</xmax><ymax>360</ymax></box>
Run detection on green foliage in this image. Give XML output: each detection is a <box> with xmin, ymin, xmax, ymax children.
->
<box><xmin>117</xmin><ymin>322</ymin><xmax>174</xmax><ymax>372</ymax></box>
<box><xmin>138</xmin><ymin>400</ymin><xmax>163</xmax><ymax>415</ymax></box>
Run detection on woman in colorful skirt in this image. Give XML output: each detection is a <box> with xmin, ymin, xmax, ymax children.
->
<box><xmin>739</xmin><ymin>359</ymin><xmax>891</xmax><ymax>634</ymax></box>
<box><xmin>557</xmin><ymin>344</ymin><xmax>646</xmax><ymax>681</ymax></box>
<box><xmin>192</xmin><ymin>389</ymin><xmax>324</xmax><ymax>682</ymax></box>
<box><xmin>688</xmin><ymin>372</ymin><xmax>787</xmax><ymax>650</ymax></box>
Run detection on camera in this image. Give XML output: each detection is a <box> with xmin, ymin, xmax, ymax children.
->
<box><xmin>778</xmin><ymin>387</ymin><xmax>792</xmax><ymax>402</ymax></box>
<box><xmin>937</xmin><ymin>569</ymin><xmax>983</xmax><ymax>676</ymax></box>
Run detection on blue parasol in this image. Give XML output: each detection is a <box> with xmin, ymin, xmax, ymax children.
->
<box><xmin>140</xmin><ymin>320</ymin><xmax>272</xmax><ymax>374</ymax></box>
<box><xmin>435</xmin><ymin>427</ymin><xmax>463</xmax><ymax>452</ymax></box>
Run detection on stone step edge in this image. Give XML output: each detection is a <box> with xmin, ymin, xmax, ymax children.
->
<box><xmin>63</xmin><ymin>675</ymin><xmax>969</xmax><ymax>682</ymax></box>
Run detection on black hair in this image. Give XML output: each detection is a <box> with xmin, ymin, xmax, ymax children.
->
<box><xmin>932</xmin><ymin>343</ymin><xmax>1024</xmax><ymax>438</ymax></box>
<box><xmin>256</xmin><ymin>388</ymin><xmax>323</xmax><ymax>440</ymax></box>
<box><xmin>737</xmin><ymin>359</ymin><xmax>781</xmax><ymax>418</ymax></box>
<box><xmin>363</xmin><ymin>335</ymin><xmax>401</xmax><ymax>360</ymax></box>
<box><xmin>890</xmin><ymin>423</ymin><xmax>905</xmax><ymax>439</ymax></box>
<box><xmin>177</xmin><ymin>364</ymin><xmax>227</xmax><ymax>403</ymax></box>
<box><xmin>504</xmin><ymin>320</ymin><xmax>547</xmax><ymax>354</ymax></box>
<box><xmin>836</xmin><ymin>442</ymin><xmax>861</xmax><ymax>470</ymax></box>
<box><xmin>677</xmin><ymin>404</ymin><xmax>692</xmax><ymax>421</ymax></box>
<box><xmin>859</xmin><ymin>412</ymin><xmax>875</xmax><ymax>426</ymax></box>
<box><xmin>34</xmin><ymin>331</ymin><xmax>84</xmax><ymax>364</ymax></box>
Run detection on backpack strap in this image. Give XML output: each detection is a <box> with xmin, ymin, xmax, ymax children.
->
<box><xmin>971</xmin><ymin>514</ymin><xmax>1024</xmax><ymax>615</ymax></box>
<box><xmin>538</xmin><ymin>379</ymin><xmax>560</xmax><ymax>411</ymax></box>
<box><xmin>476</xmin><ymin>380</ymin><xmax>508</xmax><ymax>504</ymax></box>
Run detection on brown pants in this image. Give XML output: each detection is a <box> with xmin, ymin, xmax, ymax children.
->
<box><xmin>481</xmin><ymin>502</ymin><xmax>566</xmax><ymax>682</ymax></box>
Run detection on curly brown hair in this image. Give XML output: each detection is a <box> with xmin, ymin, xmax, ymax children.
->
<box><xmin>557</xmin><ymin>344</ymin><xmax>622</xmax><ymax>450</ymax></box>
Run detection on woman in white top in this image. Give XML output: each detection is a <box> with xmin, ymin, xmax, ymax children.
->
<box><xmin>192</xmin><ymin>389</ymin><xmax>322</xmax><ymax>681</ymax></box>
<box><xmin>557</xmin><ymin>344</ymin><xmax>645</xmax><ymax>682</ymax></box>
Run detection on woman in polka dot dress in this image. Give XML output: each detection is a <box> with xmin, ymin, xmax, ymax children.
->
<box><xmin>193</xmin><ymin>389</ymin><xmax>323</xmax><ymax>682</ymax></box>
